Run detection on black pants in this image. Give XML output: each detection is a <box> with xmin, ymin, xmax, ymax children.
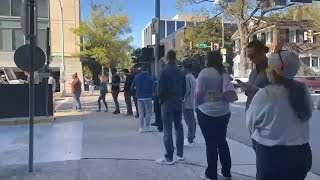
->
<box><xmin>124</xmin><ymin>91</ymin><xmax>133</xmax><ymax>114</ymax></box>
<box><xmin>98</xmin><ymin>91</ymin><xmax>108</xmax><ymax>110</ymax></box>
<box><xmin>112</xmin><ymin>90</ymin><xmax>120</xmax><ymax>111</ymax></box>
<box><xmin>154</xmin><ymin>96</ymin><xmax>163</xmax><ymax>130</ymax></box>
<box><xmin>197</xmin><ymin>109</ymin><xmax>232</xmax><ymax>180</ymax></box>
<box><xmin>255</xmin><ymin>141</ymin><xmax>312</xmax><ymax>180</ymax></box>
<box><xmin>133</xmin><ymin>95</ymin><xmax>139</xmax><ymax>116</ymax></box>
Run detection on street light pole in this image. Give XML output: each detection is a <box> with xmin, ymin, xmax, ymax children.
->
<box><xmin>154</xmin><ymin>0</ymin><xmax>160</xmax><ymax>78</ymax></box>
<box><xmin>58</xmin><ymin>0</ymin><xmax>66</xmax><ymax>96</ymax></box>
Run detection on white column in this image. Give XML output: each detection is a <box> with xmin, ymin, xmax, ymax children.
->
<box><xmin>318</xmin><ymin>56</ymin><xmax>320</xmax><ymax>69</ymax></box>
<box><xmin>310</xmin><ymin>55</ymin><xmax>312</xmax><ymax>68</ymax></box>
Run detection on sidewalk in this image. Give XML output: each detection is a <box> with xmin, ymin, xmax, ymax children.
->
<box><xmin>0</xmin><ymin>95</ymin><xmax>319</xmax><ymax>180</ymax></box>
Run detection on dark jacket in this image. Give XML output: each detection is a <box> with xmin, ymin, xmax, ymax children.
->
<box><xmin>131</xmin><ymin>72</ymin><xmax>155</xmax><ymax>99</ymax></box>
<box><xmin>158</xmin><ymin>63</ymin><xmax>186</xmax><ymax>111</ymax></box>
<box><xmin>124</xmin><ymin>74</ymin><xmax>134</xmax><ymax>92</ymax></box>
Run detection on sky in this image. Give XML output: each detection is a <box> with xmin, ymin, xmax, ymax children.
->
<box><xmin>81</xmin><ymin>0</ymin><xmax>213</xmax><ymax>48</ymax></box>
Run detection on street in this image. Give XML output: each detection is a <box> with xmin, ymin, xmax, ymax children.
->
<box><xmin>0</xmin><ymin>94</ymin><xmax>319</xmax><ymax>179</ymax></box>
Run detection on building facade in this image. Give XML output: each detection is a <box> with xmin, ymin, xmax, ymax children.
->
<box><xmin>141</xmin><ymin>14</ymin><xmax>207</xmax><ymax>48</ymax></box>
<box><xmin>0</xmin><ymin>0</ymin><xmax>83</xmax><ymax>93</ymax></box>
<box><xmin>232</xmin><ymin>17</ymin><xmax>320</xmax><ymax>77</ymax></box>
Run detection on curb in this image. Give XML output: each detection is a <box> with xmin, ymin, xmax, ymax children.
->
<box><xmin>0</xmin><ymin>116</ymin><xmax>55</xmax><ymax>126</ymax></box>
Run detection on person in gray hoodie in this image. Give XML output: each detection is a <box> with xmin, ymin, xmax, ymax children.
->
<box><xmin>182</xmin><ymin>61</ymin><xmax>196</xmax><ymax>146</ymax></box>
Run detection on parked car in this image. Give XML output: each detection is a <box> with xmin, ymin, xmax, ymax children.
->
<box><xmin>295</xmin><ymin>76</ymin><xmax>320</xmax><ymax>93</ymax></box>
<box><xmin>0</xmin><ymin>68</ymin><xmax>26</xmax><ymax>84</ymax></box>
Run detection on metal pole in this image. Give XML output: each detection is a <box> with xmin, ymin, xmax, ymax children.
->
<box><xmin>154</xmin><ymin>0</ymin><xmax>160</xmax><ymax>78</ymax></box>
<box><xmin>221</xmin><ymin>13</ymin><xmax>225</xmax><ymax>48</ymax></box>
<box><xmin>28</xmin><ymin>0</ymin><xmax>36</xmax><ymax>172</ymax></box>
<box><xmin>58</xmin><ymin>0</ymin><xmax>66</xmax><ymax>96</ymax></box>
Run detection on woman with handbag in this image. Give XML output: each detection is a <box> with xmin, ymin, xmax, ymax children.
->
<box><xmin>196</xmin><ymin>51</ymin><xmax>238</xmax><ymax>180</ymax></box>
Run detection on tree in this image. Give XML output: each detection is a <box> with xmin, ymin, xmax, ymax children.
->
<box><xmin>183</xmin><ymin>18</ymin><xmax>236</xmax><ymax>58</ymax></box>
<box><xmin>72</xmin><ymin>0</ymin><xmax>133</xmax><ymax>76</ymax></box>
<box><xmin>177</xmin><ymin>0</ymin><xmax>295</xmax><ymax>77</ymax></box>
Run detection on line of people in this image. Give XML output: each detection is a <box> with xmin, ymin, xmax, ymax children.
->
<box><xmin>149</xmin><ymin>42</ymin><xmax>313</xmax><ymax>180</ymax></box>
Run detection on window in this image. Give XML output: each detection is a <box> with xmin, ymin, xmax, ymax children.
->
<box><xmin>37</xmin><ymin>29</ymin><xmax>47</xmax><ymax>50</ymax></box>
<box><xmin>289</xmin><ymin>30</ymin><xmax>296</xmax><ymax>43</ymax></box>
<box><xmin>166</xmin><ymin>21</ymin><xmax>175</xmax><ymax>36</ymax></box>
<box><xmin>260</xmin><ymin>33</ymin><xmax>266</xmax><ymax>44</ymax></box>
<box><xmin>0</xmin><ymin>29</ymin><xmax>12</xmax><ymax>50</ymax></box>
<box><xmin>312</xmin><ymin>57</ymin><xmax>318</xmax><ymax>67</ymax></box>
<box><xmin>266</xmin><ymin>30</ymin><xmax>273</xmax><ymax>44</ymax></box>
<box><xmin>177</xmin><ymin>21</ymin><xmax>185</xmax><ymax>30</ymax></box>
<box><xmin>12</xmin><ymin>29</ymin><xmax>24</xmax><ymax>50</ymax></box>
<box><xmin>11</xmin><ymin>0</ymin><xmax>22</xmax><ymax>16</ymax></box>
<box><xmin>38</xmin><ymin>0</ymin><xmax>49</xmax><ymax>18</ymax></box>
<box><xmin>160</xmin><ymin>20</ymin><xmax>165</xmax><ymax>40</ymax></box>
<box><xmin>296</xmin><ymin>30</ymin><xmax>304</xmax><ymax>43</ymax></box>
<box><xmin>0</xmin><ymin>0</ymin><xmax>10</xmax><ymax>16</ymax></box>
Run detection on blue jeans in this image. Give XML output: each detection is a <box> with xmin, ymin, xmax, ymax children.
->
<box><xmin>161</xmin><ymin>105</ymin><xmax>184</xmax><ymax>161</ymax></box>
<box><xmin>197</xmin><ymin>109</ymin><xmax>231</xmax><ymax>180</ymax></box>
<box><xmin>73</xmin><ymin>92</ymin><xmax>82</xmax><ymax>110</ymax></box>
<box><xmin>137</xmin><ymin>99</ymin><xmax>153</xmax><ymax>129</ymax></box>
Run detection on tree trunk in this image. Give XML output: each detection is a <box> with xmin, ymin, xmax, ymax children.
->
<box><xmin>238</xmin><ymin>26</ymin><xmax>250</xmax><ymax>78</ymax></box>
<box><xmin>101</xmin><ymin>64</ymin><xmax>105</xmax><ymax>76</ymax></box>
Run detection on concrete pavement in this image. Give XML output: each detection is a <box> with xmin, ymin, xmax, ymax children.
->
<box><xmin>0</xmin><ymin>94</ymin><xmax>319</xmax><ymax>179</ymax></box>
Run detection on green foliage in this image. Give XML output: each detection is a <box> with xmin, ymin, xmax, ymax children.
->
<box><xmin>297</xmin><ymin>64</ymin><xmax>315</xmax><ymax>76</ymax></box>
<box><xmin>182</xmin><ymin>18</ymin><xmax>235</xmax><ymax>58</ymax></box>
<box><xmin>72</xmin><ymin>1</ymin><xmax>133</xmax><ymax>68</ymax></box>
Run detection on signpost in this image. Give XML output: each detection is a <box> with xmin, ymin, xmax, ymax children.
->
<box><xmin>196</xmin><ymin>44</ymin><xmax>209</xmax><ymax>48</ymax></box>
<box><xmin>19</xmin><ymin>0</ymin><xmax>39</xmax><ymax>172</ymax></box>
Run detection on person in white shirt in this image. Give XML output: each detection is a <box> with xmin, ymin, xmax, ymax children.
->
<box><xmin>48</xmin><ymin>74</ymin><xmax>56</xmax><ymax>94</ymax></box>
<box><xmin>246</xmin><ymin>51</ymin><xmax>313</xmax><ymax>180</ymax></box>
<box><xmin>182</xmin><ymin>61</ymin><xmax>197</xmax><ymax>146</ymax></box>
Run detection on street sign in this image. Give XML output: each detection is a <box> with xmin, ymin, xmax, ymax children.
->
<box><xmin>14</xmin><ymin>44</ymin><xmax>46</xmax><ymax>72</ymax></box>
<box><xmin>196</xmin><ymin>44</ymin><xmax>209</xmax><ymax>48</ymax></box>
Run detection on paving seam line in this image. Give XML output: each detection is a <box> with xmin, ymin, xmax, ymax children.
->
<box><xmin>80</xmin><ymin>157</ymin><xmax>255</xmax><ymax>178</ymax></box>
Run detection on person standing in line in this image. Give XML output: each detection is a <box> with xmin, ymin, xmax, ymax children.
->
<box><xmin>111</xmin><ymin>68</ymin><xmax>121</xmax><ymax>114</ymax></box>
<box><xmin>131</xmin><ymin>65</ymin><xmax>155</xmax><ymax>133</ymax></box>
<box><xmin>156</xmin><ymin>50</ymin><xmax>186</xmax><ymax>165</ymax></box>
<box><xmin>97</xmin><ymin>76</ymin><xmax>108</xmax><ymax>112</ymax></box>
<box><xmin>131</xmin><ymin>67</ymin><xmax>140</xmax><ymax>118</ymax></box>
<box><xmin>246</xmin><ymin>51</ymin><xmax>313</xmax><ymax>180</ymax></box>
<box><xmin>152</xmin><ymin>76</ymin><xmax>163</xmax><ymax>132</ymax></box>
<box><xmin>48</xmin><ymin>73</ymin><xmax>56</xmax><ymax>94</ymax></box>
<box><xmin>89</xmin><ymin>78</ymin><xmax>95</xmax><ymax>96</ymax></box>
<box><xmin>123</xmin><ymin>69</ymin><xmax>134</xmax><ymax>116</ymax></box>
<box><xmin>196</xmin><ymin>51</ymin><xmax>233</xmax><ymax>180</ymax></box>
<box><xmin>182</xmin><ymin>61</ymin><xmax>197</xmax><ymax>146</ymax></box>
<box><xmin>71</xmin><ymin>73</ymin><xmax>82</xmax><ymax>112</ymax></box>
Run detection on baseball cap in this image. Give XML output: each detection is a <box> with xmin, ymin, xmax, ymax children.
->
<box><xmin>267</xmin><ymin>51</ymin><xmax>300</xmax><ymax>79</ymax></box>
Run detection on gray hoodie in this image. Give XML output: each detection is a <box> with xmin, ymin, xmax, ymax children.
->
<box><xmin>183</xmin><ymin>73</ymin><xmax>196</xmax><ymax>109</ymax></box>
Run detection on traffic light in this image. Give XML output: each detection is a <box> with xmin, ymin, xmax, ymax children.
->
<box><xmin>142</xmin><ymin>47</ymin><xmax>154</xmax><ymax>61</ymax></box>
<box><xmin>307</xmin><ymin>30</ymin><xmax>313</xmax><ymax>43</ymax></box>
<box><xmin>189</xmin><ymin>42</ymin><xmax>193</xmax><ymax>50</ymax></box>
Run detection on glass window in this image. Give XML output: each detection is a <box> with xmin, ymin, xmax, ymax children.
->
<box><xmin>11</xmin><ymin>0</ymin><xmax>22</xmax><ymax>16</ymax></box>
<box><xmin>12</xmin><ymin>28</ymin><xmax>24</xmax><ymax>50</ymax></box>
<box><xmin>0</xmin><ymin>29</ymin><xmax>12</xmax><ymax>50</ymax></box>
<box><xmin>166</xmin><ymin>21</ymin><xmax>175</xmax><ymax>36</ymax></box>
<box><xmin>177</xmin><ymin>21</ymin><xmax>185</xmax><ymax>30</ymax></box>
<box><xmin>0</xmin><ymin>0</ymin><xmax>10</xmax><ymax>16</ymax></box>
<box><xmin>266</xmin><ymin>30</ymin><xmax>273</xmax><ymax>43</ymax></box>
<box><xmin>160</xmin><ymin>20</ymin><xmax>165</xmax><ymax>40</ymax></box>
<box><xmin>37</xmin><ymin>29</ymin><xmax>47</xmax><ymax>50</ymax></box>
<box><xmin>260</xmin><ymin>33</ymin><xmax>266</xmax><ymax>44</ymax></box>
<box><xmin>289</xmin><ymin>30</ymin><xmax>296</xmax><ymax>43</ymax></box>
<box><xmin>38</xmin><ymin>0</ymin><xmax>49</xmax><ymax>18</ymax></box>
<box><xmin>312</xmin><ymin>57</ymin><xmax>318</xmax><ymax>67</ymax></box>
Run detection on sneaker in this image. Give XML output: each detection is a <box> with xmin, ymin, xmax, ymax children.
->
<box><xmin>104</xmin><ymin>109</ymin><xmax>108</xmax><ymax>112</ymax></box>
<box><xmin>139</xmin><ymin>128</ymin><xmax>144</xmax><ymax>133</ymax></box>
<box><xmin>200</xmin><ymin>175</ymin><xmax>212</xmax><ymax>180</ymax></box>
<box><xmin>135</xmin><ymin>114</ymin><xmax>139</xmax><ymax>118</ymax></box>
<box><xmin>177</xmin><ymin>156</ymin><xmax>184</xmax><ymax>161</ymax></box>
<box><xmin>218</xmin><ymin>171</ymin><xmax>232</xmax><ymax>180</ymax></box>
<box><xmin>184</xmin><ymin>139</ymin><xmax>194</xmax><ymax>146</ymax></box>
<box><xmin>96</xmin><ymin>109</ymin><xmax>101</xmax><ymax>112</ymax></box>
<box><xmin>151</xmin><ymin>122</ymin><xmax>157</xmax><ymax>126</ymax></box>
<box><xmin>144</xmin><ymin>126</ymin><xmax>152</xmax><ymax>132</ymax></box>
<box><xmin>113</xmin><ymin>110</ymin><xmax>120</xmax><ymax>114</ymax></box>
<box><xmin>155</xmin><ymin>158</ymin><xmax>174</xmax><ymax>165</ymax></box>
<box><xmin>124</xmin><ymin>113</ymin><xmax>133</xmax><ymax>116</ymax></box>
